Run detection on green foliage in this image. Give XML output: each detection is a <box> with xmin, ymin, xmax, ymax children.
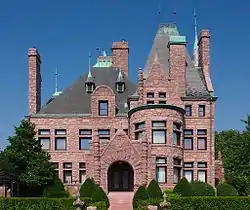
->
<box><xmin>215</xmin><ymin>125</ymin><xmax>250</xmax><ymax>195</ymax></box>
<box><xmin>0</xmin><ymin>197</ymin><xmax>108</xmax><ymax>210</ymax></box>
<box><xmin>43</xmin><ymin>177</ymin><xmax>69</xmax><ymax>198</ymax></box>
<box><xmin>133</xmin><ymin>185</ymin><xmax>149</xmax><ymax>208</ymax></box>
<box><xmin>92</xmin><ymin>186</ymin><xmax>109</xmax><ymax>207</ymax></box>
<box><xmin>146</xmin><ymin>180</ymin><xmax>163</xmax><ymax>199</ymax></box>
<box><xmin>0</xmin><ymin>119</ymin><xmax>56</xmax><ymax>196</ymax></box>
<box><xmin>134</xmin><ymin>197</ymin><xmax>250</xmax><ymax>210</ymax></box>
<box><xmin>79</xmin><ymin>178</ymin><xmax>97</xmax><ymax>198</ymax></box>
<box><xmin>216</xmin><ymin>182</ymin><xmax>239</xmax><ymax>196</ymax></box>
<box><xmin>191</xmin><ymin>181</ymin><xmax>215</xmax><ymax>196</ymax></box>
<box><xmin>173</xmin><ymin>177</ymin><xmax>193</xmax><ymax>197</ymax></box>
<box><xmin>164</xmin><ymin>189</ymin><xmax>180</xmax><ymax>199</ymax></box>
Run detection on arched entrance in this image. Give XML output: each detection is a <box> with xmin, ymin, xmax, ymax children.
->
<box><xmin>108</xmin><ymin>161</ymin><xmax>134</xmax><ymax>192</ymax></box>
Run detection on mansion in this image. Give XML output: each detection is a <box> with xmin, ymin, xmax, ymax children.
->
<box><xmin>27</xmin><ymin>23</ymin><xmax>223</xmax><ymax>193</ymax></box>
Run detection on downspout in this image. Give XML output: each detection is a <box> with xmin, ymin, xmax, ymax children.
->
<box><xmin>209</xmin><ymin>94</ymin><xmax>213</xmax><ymax>185</ymax></box>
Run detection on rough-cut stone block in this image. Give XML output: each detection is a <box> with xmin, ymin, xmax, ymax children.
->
<box><xmin>148</xmin><ymin>205</ymin><xmax>158</xmax><ymax>210</ymax></box>
<box><xmin>87</xmin><ymin>207</ymin><xmax>97</xmax><ymax>210</ymax></box>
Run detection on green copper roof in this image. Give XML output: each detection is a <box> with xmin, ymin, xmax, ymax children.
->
<box><xmin>169</xmin><ymin>35</ymin><xmax>187</xmax><ymax>44</ymax></box>
<box><xmin>157</xmin><ymin>23</ymin><xmax>179</xmax><ymax>36</ymax></box>
<box><xmin>93</xmin><ymin>56</ymin><xmax>112</xmax><ymax>68</ymax></box>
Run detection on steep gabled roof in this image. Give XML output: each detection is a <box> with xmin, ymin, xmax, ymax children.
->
<box><xmin>144</xmin><ymin>23</ymin><xmax>210</xmax><ymax>98</ymax></box>
<box><xmin>38</xmin><ymin>67</ymin><xmax>136</xmax><ymax>115</ymax></box>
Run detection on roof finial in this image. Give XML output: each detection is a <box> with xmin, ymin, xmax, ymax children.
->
<box><xmin>55</xmin><ymin>68</ymin><xmax>58</xmax><ymax>93</ymax></box>
<box><xmin>192</xmin><ymin>8</ymin><xmax>199</xmax><ymax>67</ymax></box>
<box><xmin>88</xmin><ymin>52</ymin><xmax>91</xmax><ymax>72</ymax></box>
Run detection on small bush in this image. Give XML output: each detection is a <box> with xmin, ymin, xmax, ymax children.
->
<box><xmin>173</xmin><ymin>177</ymin><xmax>193</xmax><ymax>196</ymax></box>
<box><xmin>92</xmin><ymin>186</ymin><xmax>109</xmax><ymax>207</ymax></box>
<box><xmin>146</xmin><ymin>180</ymin><xmax>163</xmax><ymax>199</ymax></box>
<box><xmin>133</xmin><ymin>185</ymin><xmax>149</xmax><ymax>208</ymax></box>
<box><xmin>217</xmin><ymin>182</ymin><xmax>239</xmax><ymax>196</ymax></box>
<box><xmin>43</xmin><ymin>178</ymin><xmax>69</xmax><ymax>198</ymax></box>
<box><xmin>79</xmin><ymin>178</ymin><xmax>96</xmax><ymax>198</ymax></box>
<box><xmin>191</xmin><ymin>181</ymin><xmax>215</xmax><ymax>196</ymax></box>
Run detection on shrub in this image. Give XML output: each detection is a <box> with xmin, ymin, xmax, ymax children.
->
<box><xmin>146</xmin><ymin>180</ymin><xmax>163</xmax><ymax>199</ymax></box>
<box><xmin>191</xmin><ymin>181</ymin><xmax>215</xmax><ymax>196</ymax></box>
<box><xmin>43</xmin><ymin>177</ymin><xmax>69</xmax><ymax>198</ymax></box>
<box><xmin>133</xmin><ymin>185</ymin><xmax>149</xmax><ymax>208</ymax></box>
<box><xmin>92</xmin><ymin>186</ymin><xmax>109</xmax><ymax>207</ymax></box>
<box><xmin>79</xmin><ymin>178</ymin><xmax>96</xmax><ymax>198</ymax></box>
<box><xmin>217</xmin><ymin>182</ymin><xmax>239</xmax><ymax>196</ymax></box>
<box><xmin>173</xmin><ymin>177</ymin><xmax>193</xmax><ymax>196</ymax></box>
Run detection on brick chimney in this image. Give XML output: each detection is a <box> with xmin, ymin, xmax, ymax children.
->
<box><xmin>111</xmin><ymin>41</ymin><xmax>129</xmax><ymax>76</ymax></box>
<box><xmin>198</xmin><ymin>30</ymin><xmax>210</xmax><ymax>71</ymax></box>
<box><xmin>168</xmin><ymin>37</ymin><xmax>187</xmax><ymax>99</ymax></box>
<box><xmin>28</xmin><ymin>48</ymin><xmax>42</xmax><ymax>115</ymax></box>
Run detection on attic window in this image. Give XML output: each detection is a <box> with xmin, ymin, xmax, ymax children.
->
<box><xmin>86</xmin><ymin>83</ymin><xmax>95</xmax><ymax>93</ymax></box>
<box><xmin>116</xmin><ymin>83</ymin><xmax>125</xmax><ymax>93</ymax></box>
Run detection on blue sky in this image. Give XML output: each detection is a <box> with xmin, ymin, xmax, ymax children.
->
<box><xmin>0</xmin><ymin>0</ymin><xmax>249</xmax><ymax>149</ymax></box>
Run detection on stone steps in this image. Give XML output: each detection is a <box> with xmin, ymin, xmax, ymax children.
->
<box><xmin>108</xmin><ymin>192</ymin><xmax>133</xmax><ymax>210</ymax></box>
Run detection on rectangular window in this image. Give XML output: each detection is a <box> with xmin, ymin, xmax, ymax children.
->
<box><xmin>198</xmin><ymin>105</ymin><xmax>205</xmax><ymax>117</ymax></box>
<box><xmin>184</xmin><ymin>170</ymin><xmax>193</xmax><ymax>182</ymax></box>
<box><xmin>173</xmin><ymin>131</ymin><xmax>181</xmax><ymax>146</ymax></box>
<box><xmin>55</xmin><ymin>129</ymin><xmax>66</xmax><ymax>135</ymax></box>
<box><xmin>123</xmin><ymin>129</ymin><xmax>128</xmax><ymax>135</ymax></box>
<box><xmin>159</xmin><ymin>101</ymin><xmax>166</xmax><ymax>104</ymax></box>
<box><xmin>198</xmin><ymin>162</ymin><xmax>207</xmax><ymax>168</ymax></box>
<box><xmin>184</xmin><ymin>138</ymin><xmax>193</xmax><ymax>150</ymax></box>
<box><xmin>79</xmin><ymin>138</ymin><xmax>90</xmax><ymax>150</ymax></box>
<box><xmin>98</xmin><ymin>129</ymin><xmax>110</xmax><ymax>135</ymax></box>
<box><xmin>184</xmin><ymin>129</ymin><xmax>193</xmax><ymax>135</ymax></box>
<box><xmin>135</xmin><ymin>122</ymin><xmax>145</xmax><ymax>130</ymax></box>
<box><xmin>197</xmin><ymin>137</ymin><xmax>207</xmax><ymax>150</ymax></box>
<box><xmin>152</xmin><ymin>130</ymin><xmax>166</xmax><ymax>144</ymax></box>
<box><xmin>63</xmin><ymin>162</ymin><xmax>72</xmax><ymax>169</ymax></box>
<box><xmin>39</xmin><ymin>137</ymin><xmax>50</xmax><ymax>150</ymax></box>
<box><xmin>197</xmin><ymin>129</ymin><xmax>207</xmax><ymax>135</ymax></box>
<box><xmin>156</xmin><ymin>166</ymin><xmax>167</xmax><ymax>183</ymax></box>
<box><xmin>55</xmin><ymin>137</ymin><xmax>66</xmax><ymax>150</ymax></box>
<box><xmin>185</xmin><ymin>105</ymin><xmax>192</xmax><ymax>117</ymax></box>
<box><xmin>198</xmin><ymin>170</ymin><xmax>207</xmax><ymax>182</ymax></box>
<box><xmin>152</xmin><ymin>121</ymin><xmax>166</xmax><ymax>127</ymax></box>
<box><xmin>52</xmin><ymin>162</ymin><xmax>59</xmax><ymax>169</ymax></box>
<box><xmin>184</xmin><ymin>162</ymin><xmax>193</xmax><ymax>168</ymax></box>
<box><xmin>173</xmin><ymin>158</ymin><xmax>181</xmax><ymax>166</ymax></box>
<box><xmin>63</xmin><ymin>170</ymin><xmax>72</xmax><ymax>184</ymax></box>
<box><xmin>99</xmin><ymin>100</ymin><xmax>108</xmax><ymax>116</ymax></box>
<box><xmin>173</xmin><ymin>122</ymin><xmax>181</xmax><ymax>130</ymax></box>
<box><xmin>173</xmin><ymin>167</ymin><xmax>181</xmax><ymax>184</ymax></box>
<box><xmin>156</xmin><ymin>158</ymin><xmax>167</xmax><ymax>164</ymax></box>
<box><xmin>38</xmin><ymin>129</ymin><xmax>50</xmax><ymax>135</ymax></box>
<box><xmin>159</xmin><ymin>92</ymin><xmax>166</xmax><ymax>98</ymax></box>
<box><xmin>147</xmin><ymin>92</ymin><xmax>154</xmax><ymax>98</ymax></box>
<box><xmin>79</xmin><ymin>129</ymin><xmax>92</xmax><ymax>135</ymax></box>
<box><xmin>79</xmin><ymin>162</ymin><xmax>86</xmax><ymax>169</ymax></box>
<box><xmin>79</xmin><ymin>170</ymin><xmax>86</xmax><ymax>184</ymax></box>
<box><xmin>135</xmin><ymin>131</ymin><xmax>144</xmax><ymax>140</ymax></box>
<box><xmin>147</xmin><ymin>100</ymin><xmax>154</xmax><ymax>104</ymax></box>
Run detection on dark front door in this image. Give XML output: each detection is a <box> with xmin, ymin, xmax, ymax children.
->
<box><xmin>108</xmin><ymin>161</ymin><xmax>134</xmax><ymax>192</ymax></box>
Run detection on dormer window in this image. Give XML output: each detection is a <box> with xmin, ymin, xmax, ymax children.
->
<box><xmin>85</xmin><ymin>82</ymin><xmax>95</xmax><ymax>93</ymax></box>
<box><xmin>116</xmin><ymin>82</ymin><xmax>125</xmax><ymax>93</ymax></box>
<box><xmin>116</xmin><ymin>69</ymin><xmax>125</xmax><ymax>93</ymax></box>
<box><xmin>85</xmin><ymin>71</ymin><xmax>95</xmax><ymax>93</ymax></box>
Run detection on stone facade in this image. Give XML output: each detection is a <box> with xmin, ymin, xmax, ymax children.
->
<box><xmin>27</xmin><ymin>23</ymin><xmax>222</xmax><ymax>193</ymax></box>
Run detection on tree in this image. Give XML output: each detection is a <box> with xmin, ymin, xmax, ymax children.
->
<box><xmin>241</xmin><ymin>115</ymin><xmax>250</xmax><ymax>131</ymax></box>
<box><xmin>43</xmin><ymin>177</ymin><xmax>69</xmax><ymax>198</ymax></box>
<box><xmin>146</xmin><ymin>180</ymin><xmax>163</xmax><ymax>199</ymax></box>
<box><xmin>79</xmin><ymin>178</ymin><xmax>97</xmax><ymax>197</ymax></box>
<box><xmin>173</xmin><ymin>177</ymin><xmax>193</xmax><ymax>197</ymax></box>
<box><xmin>215</xmin><ymin>117</ymin><xmax>250</xmax><ymax>196</ymax></box>
<box><xmin>92</xmin><ymin>186</ymin><xmax>109</xmax><ymax>207</ymax></box>
<box><xmin>1</xmin><ymin>119</ymin><xmax>56</xmax><ymax>196</ymax></box>
<box><xmin>216</xmin><ymin>182</ymin><xmax>238</xmax><ymax>196</ymax></box>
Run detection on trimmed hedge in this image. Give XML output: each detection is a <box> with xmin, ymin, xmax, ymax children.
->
<box><xmin>43</xmin><ymin>178</ymin><xmax>69</xmax><ymax>198</ymax></box>
<box><xmin>0</xmin><ymin>197</ymin><xmax>108</xmax><ymax>210</ymax></box>
<box><xmin>133</xmin><ymin>185</ymin><xmax>149</xmax><ymax>208</ymax></box>
<box><xmin>146</xmin><ymin>180</ymin><xmax>163</xmax><ymax>199</ymax></box>
<box><xmin>92</xmin><ymin>186</ymin><xmax>109</xmax><ymax>207</ymax></box>
<box><xmin>135</xmin><ymin>197</ymin><xmax>250</xmax><ymax>210</ymax></box>
<box><xmin>80</xmin><ymin>178</ymin><xmax>97</xmax><ymax>198</ymax></box>
<box><xmin>191</xmin><ymin>181</ymin><xmax>215</xmax><ymax>196</ymax></box>
<box><xmin>217</xmin><ymin>182</ymin><xmax>239</xmax><ymax>196</ymax></box>
<box><xmin>173</xmin><ymin>177</ymin><xmax>193</xmax><ymax>197</ymax></box>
